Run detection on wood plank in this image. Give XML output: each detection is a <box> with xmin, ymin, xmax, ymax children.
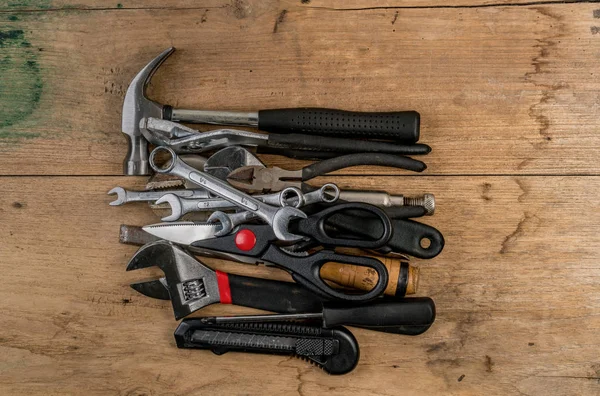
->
<box><xmin>0</xmin><ymin>175</ymin><xmax>598</xmax><ymax>394</ymax></box>
<box><xmin>0</xmin><ymin>2</ymin><xmax>599</xmax><ymax>175</ymax></box>
<box><xmin>0</xmin><ymin>0</ymin><xmax>585</xmax><ymax>12</ymax></box>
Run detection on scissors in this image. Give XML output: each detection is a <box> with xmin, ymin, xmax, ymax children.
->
<box><xmin>189</xmin><ymin>203</ymin><xmax>393</xmax><ymax>302</ymax></box>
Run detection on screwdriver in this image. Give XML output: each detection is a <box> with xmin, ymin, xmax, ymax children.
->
<box><xmin>322</xmin><ymin>255</ymin><xmax>419</xmax><ymax>297</ymax></box>
<box><xmin>197</xmin><ymin>297</ymin><xmax>436</xmax><ymax>335</ymax></box>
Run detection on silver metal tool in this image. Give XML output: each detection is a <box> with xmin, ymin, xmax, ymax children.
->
<box><xmin>140</xmin><ymin>118</ymin><xmax>268</xmax><ymax>153</ymax></box>
<box><xmin>121</xmin><ymin>48</ymin><xmax>420</xmax><ymax>175</ymax></box>
<box><xmin>140</xmin><ymin>117</ymin><xmax>431</xmax><ymax>157</ymax></box>
<box><xmin>126</xmin><ymin>241</ymin><xmax>224</xmax><ymax>320</ymax></box>
<box><xmin>148</xmin><ymin>146</ymin><xmax>307</xmax><ymax>241</ymax></box>
<box><xmin>139</xmin><ymin>224</ymin><xmax>258</xmax><ymax>265</ymax></box>
<box><xmin>140</xmin><ymin>222</ymin><xmax>222</xmax><ymax>245</ymax></box>
<box><xmin>107</xmin><ymin>187</ymin><xmax>210</xmax><ymax>206</ymax></box>
<box><xmin>206</xmin><ymin>211</ymin><xmax>260</xmax><ymax>236</ymax></box>
<box><xmin>146</xmin><ymin>147</ymin><xmax>265</xmax><ymax>191</ymax></box>
<box><xmin>334</xmin><ymin>191</ymin><xmax>435</xmax><ymax>215</ymax></box>
<box><xmin>156</xmin><ymin>184</ymin><xmax>340</xmax><ymax>222</ymax></box>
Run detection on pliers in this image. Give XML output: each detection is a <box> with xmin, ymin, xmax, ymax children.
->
<box><xmin>227</xmin><ymin>153</ymin><xmax>427</xmax><ymax>192</ymax></box>
<box><xmin>139</xmin><ymin>117</ymin><xmax>431</xmax><ymax>158</ymax></box>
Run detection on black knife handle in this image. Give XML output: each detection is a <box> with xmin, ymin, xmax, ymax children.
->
<box><xmin>258</xmin><ymin>108</ymin><xmax>420</xmax><ymax>143</ymax></box>
<box><xmin>175</xmin><ymin>320</ymin><xmax>360</xmax><ymax>375</ymax></box>
<box><xmin>228</xmin><ymin>274</ymin><xmax>325</xmax><ymax>313</ymax></box>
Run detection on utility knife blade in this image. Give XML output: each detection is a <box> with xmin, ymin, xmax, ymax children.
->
<box><xmin>142</xmin><ymin>222</ymin><xmax>222</xmax><ymax>245</ymax></box>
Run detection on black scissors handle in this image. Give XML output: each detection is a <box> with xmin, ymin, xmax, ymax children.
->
<box><xmin>261</xmin><ymin>246</ymin><xmax>389</xmax><ymax>302</ymax></box>
<box><xmin>290</xmin><ymin>202</ymin><xmax>393</xmax><ymax>249</ymax></box>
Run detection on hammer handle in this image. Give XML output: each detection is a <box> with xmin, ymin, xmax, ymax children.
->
<box><xmin>258</xmin><ymin>108</ymin><xmax>420</xmax><ymax>143</ymax></box>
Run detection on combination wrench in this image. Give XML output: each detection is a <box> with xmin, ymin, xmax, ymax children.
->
<box><xmin>156</xmin><ymin>184</ymin><xmax>340</xmax><ymax>222</ymax></box>
<box><xmin>107</xmin><ymin>187</ymin><xmax>210</xmax><ymax>206</ymax></box>
<box><xmin>149</xmin><ymin>147</ymin><xmax>307</xmax><ymax>241</ymax></box>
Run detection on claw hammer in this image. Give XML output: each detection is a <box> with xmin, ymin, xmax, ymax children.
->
<box><xmin>122</xmin><ymin>48</ymin><xmax>420</xmax><ymax>175</ymax></box>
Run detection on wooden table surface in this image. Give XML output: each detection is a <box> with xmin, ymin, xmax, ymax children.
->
<box><xmin>1</xmin><ymin>1</ymin><xmax>599</xmax><ymax>395</ymax></box>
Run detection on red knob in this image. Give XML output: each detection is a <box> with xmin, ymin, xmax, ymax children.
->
<box><xmin>234</xmin><ymin>229</ymin><xmax>256</xmax><ymax>251</ymax></box>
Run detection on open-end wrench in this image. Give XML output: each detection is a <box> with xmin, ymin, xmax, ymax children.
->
<box><xmin>148</xmin><ymin>146</ymin><xmax>307</xmax><ymax>241</ymax></box>
<box><xmin>107</xmin><ymin>187</ymin><xmax>210</xmax><ymax>206</ymax></box>
<box><xmin>156</xmin><ymin>184</ymin><xmax>340</xmax><ymax>222</ymax></box>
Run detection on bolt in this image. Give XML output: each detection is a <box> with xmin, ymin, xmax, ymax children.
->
<box><xmin>403</xmin><ymin>193</ymin><xmax>435</xmax><ymax>215</ymax></box>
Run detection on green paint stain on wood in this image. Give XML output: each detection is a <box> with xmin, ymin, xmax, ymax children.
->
<box><xmin>8</xmin><ymin>16</ymin><xmax>19</xmax><ymax>21</ymax></box>
<box><xmin>117</xmin><ymin>3</ymin><xmax>123</xmax><ymax>8</ymax></box>
<box><xmin>7</xmin><ymin>1</ymin><xmax>51</xmax><ymax>9</ymax></box>
<box><xmin>0</xmin><ymin>29</ymin><xmax>24</xmax><ymax>46</ymax></box>
<box><xmin>0</xmin><ymin>27</ymin><xmax>44</xmax><ymax>143</ymax></box>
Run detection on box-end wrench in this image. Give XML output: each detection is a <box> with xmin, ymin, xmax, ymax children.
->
<box><xmin>156</xmin><ymin>184</ymin><xmax>340</xmax><ymax>222</ymax></box>
<box><xmin>148</xmin><ymin>147</ymin><xmax>307</xmax><ymax>241</ymax></box>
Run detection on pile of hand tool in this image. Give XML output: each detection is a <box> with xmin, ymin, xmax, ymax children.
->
<box><xmin>111</xmin><ymin>48</ymin><xmax>445</xmax><ymax>375</ymax></box>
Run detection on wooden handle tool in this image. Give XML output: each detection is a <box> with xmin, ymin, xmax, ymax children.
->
<box><xmin>321</xmin><ymin>256</ymin><xmax>419</xmax><ymax>297</ymax></box>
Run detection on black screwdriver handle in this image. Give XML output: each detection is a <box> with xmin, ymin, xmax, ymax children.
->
<box><xmin>322</xmin><ymin>297</ymin><xmax>436</xmax><ymax>335</ymax></box>
<box><xmin>228</xmin><ymin>274</ymin><xmax>325</xmax><ymax>313</ymax></box>
<box><xmin>267</xmin><ymin>134</ymin><xmax>431</xmax><ymax>156</ymax></box>
<box><xmin>302</xmin><ymin>153</ymin><xmax>426</xmax><ymax>180</ymax></box>
<box><xmin>258</xmin><ymin>108</ymin><xmax>420</xmax><ymax>143</ymax></box>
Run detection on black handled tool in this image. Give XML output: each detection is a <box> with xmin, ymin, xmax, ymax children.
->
<box><xmin>227</xmin><ymin>153</ymin><xmax>427</xmax><ymax>192</ymax></box>
<box><xmin>119</xmin><ymin>224</ymin><xmax>420</xmax><ymax>298</ymax></box>
<box><xmin>191</xmin><ymin>227</ymin><xmax>390</xmax><ymax>302</ymax></box>
<box><xmin>122</xmin><ymin>47</ymin><xmax>421</xmax><ymax>175</ymax></box>
<box><xmin>175</xmin><ymin>320</ymin><xmax>360</xmax><ymax>375</ymax></box>
<box><xmin>141</xmin><ymin>117</ymin><xmax>430</xmax><ymax>157</ymax></box>
<box><xmin>256</xmin><ymin>108</ymin><xmax>420</xmax><ymax>143</ymax></box>
<box><xmin>264</xmin><ymin>133</ymin><xmax>430</xmax><ymax>155</ymax></box>
<box><xmin>320</xmin><ymin>210</ymin><xmax>445</xmax><ymax>259</ymax></box>
<box><xmin>200</xmin><ymin>297</ymin><xmax>436</xmax><ymax>336</ymax></box>
<box><xmin>191</xmin><ymin>204</ymin><xmax>394</xmax><ymax>302</ymax></box>
<box><xmin>127</xmin><ymin>241</ymin><xmax>325</xmax><ymax>319</ymax></box>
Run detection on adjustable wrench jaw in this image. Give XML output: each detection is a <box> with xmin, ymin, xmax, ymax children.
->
<box><xmin>126</xmin><ymin>241</ymin><xmax>221</xmax><ymax>320</ymax></box>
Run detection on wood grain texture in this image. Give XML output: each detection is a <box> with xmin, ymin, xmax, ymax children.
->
<box><xmin>0</xmin><ymin>1</ymin><xmax>599</xmax><ymax>175</ymax></box>
<box><xmin>1</xmin><ymin>0</ymin><xmax>591</xmax><ymax>12</ymax></box>
<box><xmin>1</xmin><ymin>0</ymin><xmax>599</xmax><ymax>394</ymax></box>
<box><xmin>0</xmin><ymin>176</ymin><xmax>598</xmax><ymax>395</ymax></box>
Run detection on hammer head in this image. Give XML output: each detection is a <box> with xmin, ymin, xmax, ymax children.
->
<box><xmin>122</xmin><ymin>48</ymin><xmax>175</xmax><ymax>175</ymax></box>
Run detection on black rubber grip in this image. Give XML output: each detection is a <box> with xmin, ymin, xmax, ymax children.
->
<box><xmin>258</xmin><ymin>108</ymin><xmax>420</xmax><ymax>143</ymax></box>
<box><xmin>302</xmin><ymin>153</ymin><xmax>426</xmax><ymax>180</ymax></box>
<box><xmin>256</xmin><ymin>147</ymin><xmax>342</xmax><ymax>160</ymax></box>
<box><xmin>322</xmin><ymin>297</ymin><xmax>436</xmax><ymax>335</ymax></box>
<box><xmin>267</xmin><ymin>134</ymin><xmax>431</xmax><ymax>155</ymax></box>
<box><xmin>228</xmin><ymin>274</ymin><xmax>325</xmax><ymax>313</ymax></box>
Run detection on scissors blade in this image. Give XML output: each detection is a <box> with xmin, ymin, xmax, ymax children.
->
<box><xmin>142</xmin><ymin>222</ymin><xmax>222</xmax><ymax>245</ymax></box>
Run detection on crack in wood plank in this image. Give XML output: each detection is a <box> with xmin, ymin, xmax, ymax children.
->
<box><xmin>2</xmin><ymin>0</ymin><xmax>600</xmax><ymax>13</ymax></box>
